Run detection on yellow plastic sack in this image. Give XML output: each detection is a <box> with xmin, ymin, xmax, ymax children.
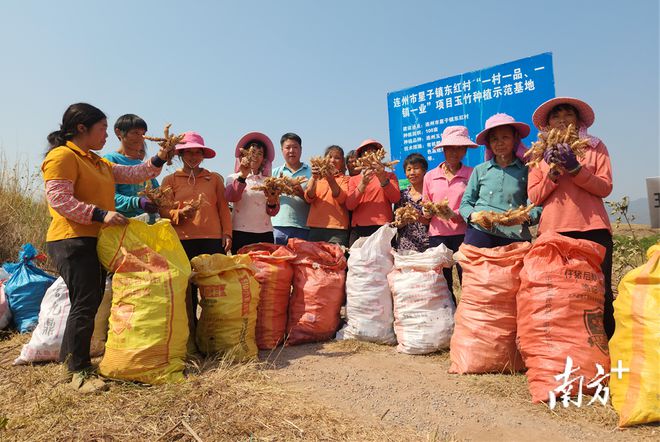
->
<box><xmin>610</xmin><ymin>243</ymin><xmax>660</xmax><ymax>427</ymax></box>
<box><xmin>191</xmin><ymin>254</ymin><xmax>260</xmax><ymax>361</ymax></box>
<box><xmin>90</xmin><ymin>276</ymin><xmax>112</xmax><ymax>357</ymax></box>
<box><xmin>96</xmin><ymin>219</ymin><xmax>190</xmax><ymax>384</ymax></box>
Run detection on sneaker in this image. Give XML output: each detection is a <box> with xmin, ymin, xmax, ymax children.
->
<box><xmin>68</xmin><ymin>372</ymin><xmax>108</xmax><ymax>394</ymax></box>
<box><xmin>79</xmin><ymin>377</ymin><xmax>108</xmax><ymax>394</ymax></box>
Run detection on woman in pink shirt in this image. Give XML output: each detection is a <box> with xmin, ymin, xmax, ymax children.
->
<box><xmin>422</xmin><ymin>126</ymin><xmax>477</xmax><ymax>301</ymax></box>
<box><xmin>225</xmin><ymin>132</ymin><xmax>280</xmax><ymax>254</ymax></box>
<box><xmin>527</xmin><ymin>97</ymin><xmax>614</xmax><ymax>338</ymax></box>
<box><xmin>305</xmin><ymin>145</ymin><xmax>350</xmax><ymax>247</ymax></box>
<box><xmin>346</xmin><ymin>139</ymin><xmax>400</xmax><ymax>247</ymax></box>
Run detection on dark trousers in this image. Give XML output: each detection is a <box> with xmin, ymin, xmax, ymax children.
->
<box><xmin>181</xmin><ymin>239</ymin><xmax>224</xmax><ymax>325</ymax></box>
<box><xmin>348</xmin><ymin>225</ymin><xmax>382</xmax><ymax>248</ymax></box>
<box><xmin>463</xmin><ymin>225</ymin><xmax>525</xmax><ymax>248</ymax></box>
<box><xmin>308</xmin><ymin>227</ymin><xmax>349</xmax><ymax>248</ymax></box>
<box><xmin>429</xmin><ymin>234</ymin><xmax>464</xmax><ymax>305</ymax></box>
<box><xmin>558</xmin><ymin>229</ymin><xmax>615</xmax><ymax>339</ymax></box>
<box><xmin>273</xmin><ymin>226</ymin><xmax>309</xmax><ymax>245</ymax></box>
<box><xmin>231</xmin><ymin>230</ymin><xmax>274</xmax><ymax>255</ymax></box>
<box><xmin>47</xmin><ymin>238</ymin><xmax>106</xmax><ymax>372</ymax></box>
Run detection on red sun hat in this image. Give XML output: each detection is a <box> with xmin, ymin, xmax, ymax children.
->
<box><xmin>475</xmin><ymin>113</ymin><xmax>531</xmax><ymax>146</ymax></box>
<box><xmin>175</xmin><ymin>131</ymin><xmax>216</xmax><ymax>159</ymax></box>
<box><xmin>356</xmin><ymin>139</ymin><xmax>383</xmax><ymax>157</ymax></box>
<box><xmin>532</xmin><ymin>96</ymin><xmax>595</xmax><ymax>129</ymax></box>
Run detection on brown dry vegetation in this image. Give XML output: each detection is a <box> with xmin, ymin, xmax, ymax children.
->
<box><xmin>0</xmin><ymin>332</ymin><xmax>416</xmax><ymax>441</ymax></box>
<box><xmin>0</xmin><ymin>154</ymin><xmax>50</xmax><ymax>266</ymax></box>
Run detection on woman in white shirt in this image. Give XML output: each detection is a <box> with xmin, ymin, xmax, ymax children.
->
<box><xmin>225</xmin><ymin>132</ymin><xmax>280</xmax><ymax>253</ymax></box>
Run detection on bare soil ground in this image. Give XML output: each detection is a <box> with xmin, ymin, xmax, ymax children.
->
<box><xmin>262</xmin><ymin>340</ymin><xmax>659</xmax><ymax>442</ymax></box>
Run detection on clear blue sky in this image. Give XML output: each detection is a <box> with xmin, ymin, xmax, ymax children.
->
<box><xmin>0</xmin><ymin>0</ymin><xmax>657</xmax><ymax>199</ymax></box>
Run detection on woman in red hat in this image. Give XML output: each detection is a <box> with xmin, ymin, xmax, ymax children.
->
<box><xmin>345</xmin><ymin>139</ymin><xmax>400</xmax><ymax>247</ymax></box>
<box><xmin>159</xmin><ymin>131</ymin><xmax>232</xmax><ymax>330</ymax></box>
<box><xmin>527</xmin><ymin>97</ymin><xmax>614</xmax><ymax>338</ymax></box>
<box><xmin>225</xmin><ymin>132</ymin><xmax>280</xmax><ymax>253</ymax></box>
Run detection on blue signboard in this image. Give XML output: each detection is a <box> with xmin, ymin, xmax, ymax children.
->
<box><xmin>387</xmin><ymin>52</ymin><xmax>555</xmax><ymax>179</ymax></box>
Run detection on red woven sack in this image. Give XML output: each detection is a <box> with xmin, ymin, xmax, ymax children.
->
<box><xmin>286</xmin><ymin>239</ymin><xmax>346</xmax><ymax>345</ymax></box>
<box><xmin>239</xmin><ymin>243</ymin><xmax>296</xmax><ymax>350</ymax></box>
<box><xmin>517</xmin><ymin>233</ymin><xmax>610</xmax><ymax>403</ymax></box>
<box><xmin>449</xmin><ymin>242</ymin><xmax>531</xmax><ymax>374</ymax></box>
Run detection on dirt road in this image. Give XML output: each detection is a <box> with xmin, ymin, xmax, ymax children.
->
<box><xmin>262</xmin><ymin>341</ymin><xmax>656</xmax><ymax>441</ymax></box>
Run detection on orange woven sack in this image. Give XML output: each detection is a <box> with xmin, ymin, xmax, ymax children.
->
<box><xmin>239</xmin><ymin>243</ymin><xmax>296</xmax><ymax>350</ymax></box>
<box><xmin>286</xmin><ymin>239</ymin><xmax>347</xmax><ymax>345</ymax></box>
<box><xmin>449</xmin><ymin>241</ymin><xmax>531</xmax><ymax>374</ymax></box>
<box><xmin>517</xmin><ymin>233</ymin><xmax>610</xmax><ymax>403</ymax></box>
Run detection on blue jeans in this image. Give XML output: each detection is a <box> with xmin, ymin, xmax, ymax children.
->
<box><xmin>273</xmin><ymin>226</ymin><xmax>309</xmax><ymax>245</ymax></box>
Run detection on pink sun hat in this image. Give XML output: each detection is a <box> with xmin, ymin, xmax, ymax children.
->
<box><xmin>234</xmin><ymin>132</ymin><xmax>275</xmax><ymax>176</ymax></box>
<box><xmin>356</xmin><ymin>139</ymin><xmax>383</xmax><ymax>157</ymax></box>
<box><xmin>434</xmin><ymin>126</ymin><xmax>478</xmax><ymax>150</ymax></box>
<box><xmin>175</xmin><ymin>131</ymin><xmax>216</xmax><ymax>158</ymax></box>
<box><xmin>475</xmin><ymin>113</ymin><xmax>530</xmax><ymax>146</ymax></box>
<box><xmin>532</xmin><ymin>96</ymin><xmax>595</xmax><ymax>129</ymax></box>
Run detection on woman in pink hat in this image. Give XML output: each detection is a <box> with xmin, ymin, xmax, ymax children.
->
<box><xmin>422</xmin><ymin>126</ymin><xmax>478</xmax><ymax>301</ymax></box>
<box><xmin>159</xmin><ymin>131</ymin><xmax>232</xmax><ymax>328</ymax></box>
<box><xmin>345</xmin><ymin>139</ymin><xmax>401</xmax><ymax>247</ymax></box>
<box><xmin>459</xmin><ymin>113</ymin><xmax>541</xmax><ymax>248</ymax></box>
<box><xmin>527</xmin><ymin>97</ymin><xmax>614</xmax><ymax>338</ymax></box>
<box><xmin>225</xmin><ymin>132</ymin><xmax>280</xmax><ymax>253</ymax></box>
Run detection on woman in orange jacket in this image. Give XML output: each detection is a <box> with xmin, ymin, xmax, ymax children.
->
<box><xmin>159</xmin><ymin>131</ymin><xmax>232</xmax><ymax>327</ymax></box>
<box><xmin>527</xmin><ymin>97</ymin><xmax>614</xmax><ymax>338</ymax></box>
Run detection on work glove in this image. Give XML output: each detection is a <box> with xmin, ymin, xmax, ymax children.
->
<box><xmin>139</xmin><ymin>197</ymin><xmax>159</xmax><ymax>214</ymax></box>
<box><xmin>556</xmin><ymin>143</ymin><xmax>580</xmax><ymax>171</ymax></box>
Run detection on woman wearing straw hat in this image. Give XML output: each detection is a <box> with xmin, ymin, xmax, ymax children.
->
<box><xmin>459</xmin><ymin>114</ymin><xmax>542</xmax><ymax>248</ymax></box>
<box><xmin>527</xmin><ymin>97</ymin><xmax>614</xmax><ymax>338</ymax></box>
<box><xmin>225</xmin><ymin>131</ymin><xmax>280</xmax><ymax>254</ymax></box>
<box><xmin>159</xmin><ymin>131</ymin><xmax>232</xmax><ymax>333</ymax></box>
<box><xmin>422</xmin><ymin>126</ymin><xmax>478</xmax><ymax>301</ymax></box>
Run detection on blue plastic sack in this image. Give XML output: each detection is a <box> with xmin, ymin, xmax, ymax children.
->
<box><xmin>2</xmin><ymin>244</ymin><xmax>56</xmax><ymax>333</ymax></box>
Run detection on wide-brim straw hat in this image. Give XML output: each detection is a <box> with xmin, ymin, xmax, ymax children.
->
<box><xmin>434</xmin><ymin>125</ymin><xmax>478</xmax><ymax>149</ymax></box>
<box><xmin>175</xmin><ymin>131</ymin><xmax>216</xmax><ymax>158</ymax></box>
<box><xmin>356</xmin><ymin>139</ymin><xmax>383</xmax><ymax>157</ymax></box>
<box><xmin>532</xmin><ymin>96</ymin><xmax>595</xmax><ymax>129</ymax></box>
<box><xmin>475</xmin><ymin>113</ymin><xmax>530</xmax><ymax>146</ymax></box>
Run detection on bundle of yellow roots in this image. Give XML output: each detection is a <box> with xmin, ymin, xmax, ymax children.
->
<box><xmin>524</xmin><ymin>124</ymin><xmax>590</xmax><ymax>171</ymax></box>
<box><xmin>239</xmin><ymin>146</ymin><xmax>261</xmax><ymax>167</ymax></box>
<box><xmin>143</xmin><ymin>123</ymin><xmax>185</xmax><ymax>165</ymax></box>
<box><xmin>392</xmin><ymin>204</ymin><xmax>421</xmax><ymax>227</ymax></box>
<box><xmin>310</xmin><ymin>155</ymin><xmax>337</xmax><ymax>176</ymax></box>
<box><xmin>138</xmin><ymin>182</ymin><xmax>175</xmax><ymax>208</ymax></box>
<box><xmin>170</xmin><ymin>194</ymin><xmax>206</xmax><ymax>225</ymax></box>
<box><xmin>252</xmin><ymin>174</ymin><xmax>307</xmax><ymax>199</ymax></box>
<box><xmin>421</xmin><ymin>199</ymin><xmax>455</xmax><ymax>220</ymax></box>
<box><xmin>471</xmin><ymin>204</ymin><xmax>535</xmax><ymax>230</ymax></box>
<box><xmin>354</xmin><ymin>148</ymin><xmax>400</xmax><ymax>172</ymax></box>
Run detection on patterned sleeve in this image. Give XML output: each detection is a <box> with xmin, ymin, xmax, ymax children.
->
<box><xmin>45</xmin><ymin>179</ymin><xmax>95</xmax><ymax>224</ymax></box>
<box><xmin>111</xmin><ymin>160</ymin><xmax>160</xmax><ymax>184</ymax></box>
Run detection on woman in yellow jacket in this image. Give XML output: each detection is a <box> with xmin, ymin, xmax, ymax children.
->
<box><xmin>42</xmin><ymin>103</ymin><xmax>172</xmax><ymax>391</ymax></box>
